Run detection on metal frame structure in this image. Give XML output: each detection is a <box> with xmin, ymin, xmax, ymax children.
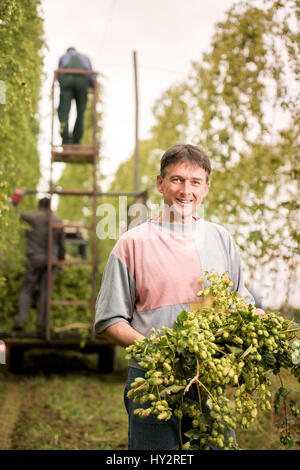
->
<box><xmin>1</xmin><ymin>65</ymin><xmax>148</xmax><ymax>374</ymax></box>
<box><xmin>45</xmin><ymin>68</ymin><xmax>147</xmax><ymax>343</ymax></box>
<box><xmin>46</xmin><ymin>68</ymin><xmax>99</xmax><ymax>342</ymax></box>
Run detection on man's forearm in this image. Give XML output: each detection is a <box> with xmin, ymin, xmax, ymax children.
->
<box><xmin>101</xmin><ymin>321</ymin><xmax>145</xmax><ymax>348</ymax></box>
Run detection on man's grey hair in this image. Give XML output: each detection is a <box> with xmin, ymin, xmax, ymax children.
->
<box><xmin>160</xmin><ymin>144</ymin><xmax>211</xmax><ymax>182</ymax></box>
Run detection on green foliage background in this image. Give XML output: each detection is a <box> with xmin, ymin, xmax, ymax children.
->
<box><xmin>0</xmin><ymin>0</ymin><xmax>45</xmax><ymax>327</ymax></box>
<box><xmin>0</xmin><ymin>0</ymin><xmax>45</xmax><ymax>271</ymax></box>
<box><xmin>1</xmin><ymin>0</ymin><xmax>299</xmax><ymax>331</ymax></box>
<box><xmin>100</xmin><ymin>0</ymin><xmax>300</xmax><ymax>311</ymax></box>
<box><xmin>0</xmin><ymin>1</ymin><xmax>104</xmax><ymax>331</ymax></box>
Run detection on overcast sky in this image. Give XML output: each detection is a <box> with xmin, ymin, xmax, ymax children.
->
<box><xmin>38</xmin><ymin>0</ymin><xmax>239</xmax><ymax>188</ymax></box>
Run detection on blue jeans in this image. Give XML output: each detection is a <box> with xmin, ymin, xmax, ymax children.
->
<box><xmin>124</xmin><ymin>367</ymin><xmax>236</xmax><ymax>450</ymax></box>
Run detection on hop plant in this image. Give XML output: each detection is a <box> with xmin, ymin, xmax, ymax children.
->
<box><xmin>126</xmin><ymin>271</ymin><xmax>300</xmax><ymax>450</ymax></box>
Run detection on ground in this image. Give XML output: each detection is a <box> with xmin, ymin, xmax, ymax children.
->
<box><xmin>0</xmin><ymin>347</ymin><xmax>299</xmax><ymax>450</ymax></box>
<box><xmin>0</xmin><ymin>348</ymin><xmax>128</xmax><ymax>450</ymax></box>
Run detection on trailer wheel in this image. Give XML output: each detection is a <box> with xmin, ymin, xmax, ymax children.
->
<box><xmin>98</xmin><ymin>345</ymin><xmax>116</xmax><ymax>373</ymax></box>
<box><xmin>8</xmin><ymin>346</ymin><xmax>24</xmax><ymax>374</ymax></box>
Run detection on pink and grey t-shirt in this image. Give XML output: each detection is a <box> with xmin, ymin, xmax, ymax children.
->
<box><xmin>94</xmin><ymin>218</ymin><xmax>254</xmax><ymax>369</ymax></box>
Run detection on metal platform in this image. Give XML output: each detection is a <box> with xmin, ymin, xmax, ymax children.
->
<box><xmin>52</xmin><ymin>144</ymin><xmax>96</xmax><ymax>163</ymax></box>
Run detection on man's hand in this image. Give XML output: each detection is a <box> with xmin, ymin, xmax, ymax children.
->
<box><xmin>101</xmin><ymin>321</ymin><xmax>145</xmax><ymax>348</ymax></box>
<box><xmin>255</xmin><ymin>308</ymin><xmax>265</xmax><ymax>317</ymax></box>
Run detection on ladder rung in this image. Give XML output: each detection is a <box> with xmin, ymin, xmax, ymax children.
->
<box><xmin>50</xmin><ymin>300</ymin><xmax>91</xmax><ymax>306</ymax></box>
<box><xmin>52</xmin><ymin>144</ymin><xmax>97</xmax><ymax>163</ymax></box>
<box><xmin>51</xmin><ymin>189</ymin><xmax>95</xmax><ymax>196</ymax></box>
<box><xmin>52</xmin><ymin>144</ymin><xmax>96</xmax><ymax>149</ymax></box>
<box><xmin>54</xmin><ymin>150</ymin><xmax>95</xmax><ymax>156</ymax></box>
<box><xmin>55</xmin><ymin>68</ymin><xmax>97</xmax><ymax>75</ymax></box>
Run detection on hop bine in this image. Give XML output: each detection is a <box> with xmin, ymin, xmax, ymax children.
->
<box><xmin>126</xmin><ymin>271</ymin><xmax>300</xmax><ymax>450</ymax></box>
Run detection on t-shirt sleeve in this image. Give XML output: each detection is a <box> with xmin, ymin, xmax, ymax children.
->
<box><xmin>94</xmin><ymin>251</ymin><xmax>136</xmax><ymax>336</ymax></box>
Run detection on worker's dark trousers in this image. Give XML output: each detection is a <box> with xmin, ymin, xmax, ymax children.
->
<box><xmin>57</xmin><ymin>76</ymin><xmax>88</xmax><ymax>144</ymax></box>
<box><xmin>15</xmin><ymin>263</ymin><xmax>57</xmax><ymax>329</ymax></box>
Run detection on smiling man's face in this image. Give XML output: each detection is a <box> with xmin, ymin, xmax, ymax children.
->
<box><xmin>156</xmin><ymin>160</ymin><xmax>210</xmax><ymax>223</ymax></box>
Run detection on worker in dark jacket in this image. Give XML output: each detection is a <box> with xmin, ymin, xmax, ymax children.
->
<box><xmin>57</xmin><ymin>47</ymin><xmax>95</xmax><ymax>145</ymax></box>
<box><xmin>14</xmin><ymin>197</ymin><xmax>65</xmax><ymax>331</ymax></box>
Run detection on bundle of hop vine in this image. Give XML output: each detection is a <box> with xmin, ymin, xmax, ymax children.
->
<box><xmin>126</xmin><ymin>271</ymin><xmax>300</xmax><ymax>450</ymax></box>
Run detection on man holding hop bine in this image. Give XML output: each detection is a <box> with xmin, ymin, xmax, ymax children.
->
<box><xmin>94</xmin><ymin>144</ymin><xmax>264</xmax><ymax>450</ymax></box>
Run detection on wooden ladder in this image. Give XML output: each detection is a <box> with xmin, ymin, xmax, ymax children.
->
<box><xmin>46</xmin><ymin>68</ymin><xmax>99</xmax><ymax>342</ymax></box>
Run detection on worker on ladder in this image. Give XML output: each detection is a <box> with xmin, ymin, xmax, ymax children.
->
<box><xmin>57</xmin><ymin>47</ymin><xmax>95</xmax><ymax>145</ymax></box>
<box><xmin>12</xmin><ymin>195</ymin><xmax>66</xmax><ymax>332</ymax></box>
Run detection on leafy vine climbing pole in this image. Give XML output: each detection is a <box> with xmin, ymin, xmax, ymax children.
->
<box><xmin>0</xmin><ymin>0</ymin><xmax>45</xmax><ymax>281</ymax></box>
<box><xmin>187</xmin><ymin>0</ymin><xmax>300</xmax><ymax>299</ymax></box>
